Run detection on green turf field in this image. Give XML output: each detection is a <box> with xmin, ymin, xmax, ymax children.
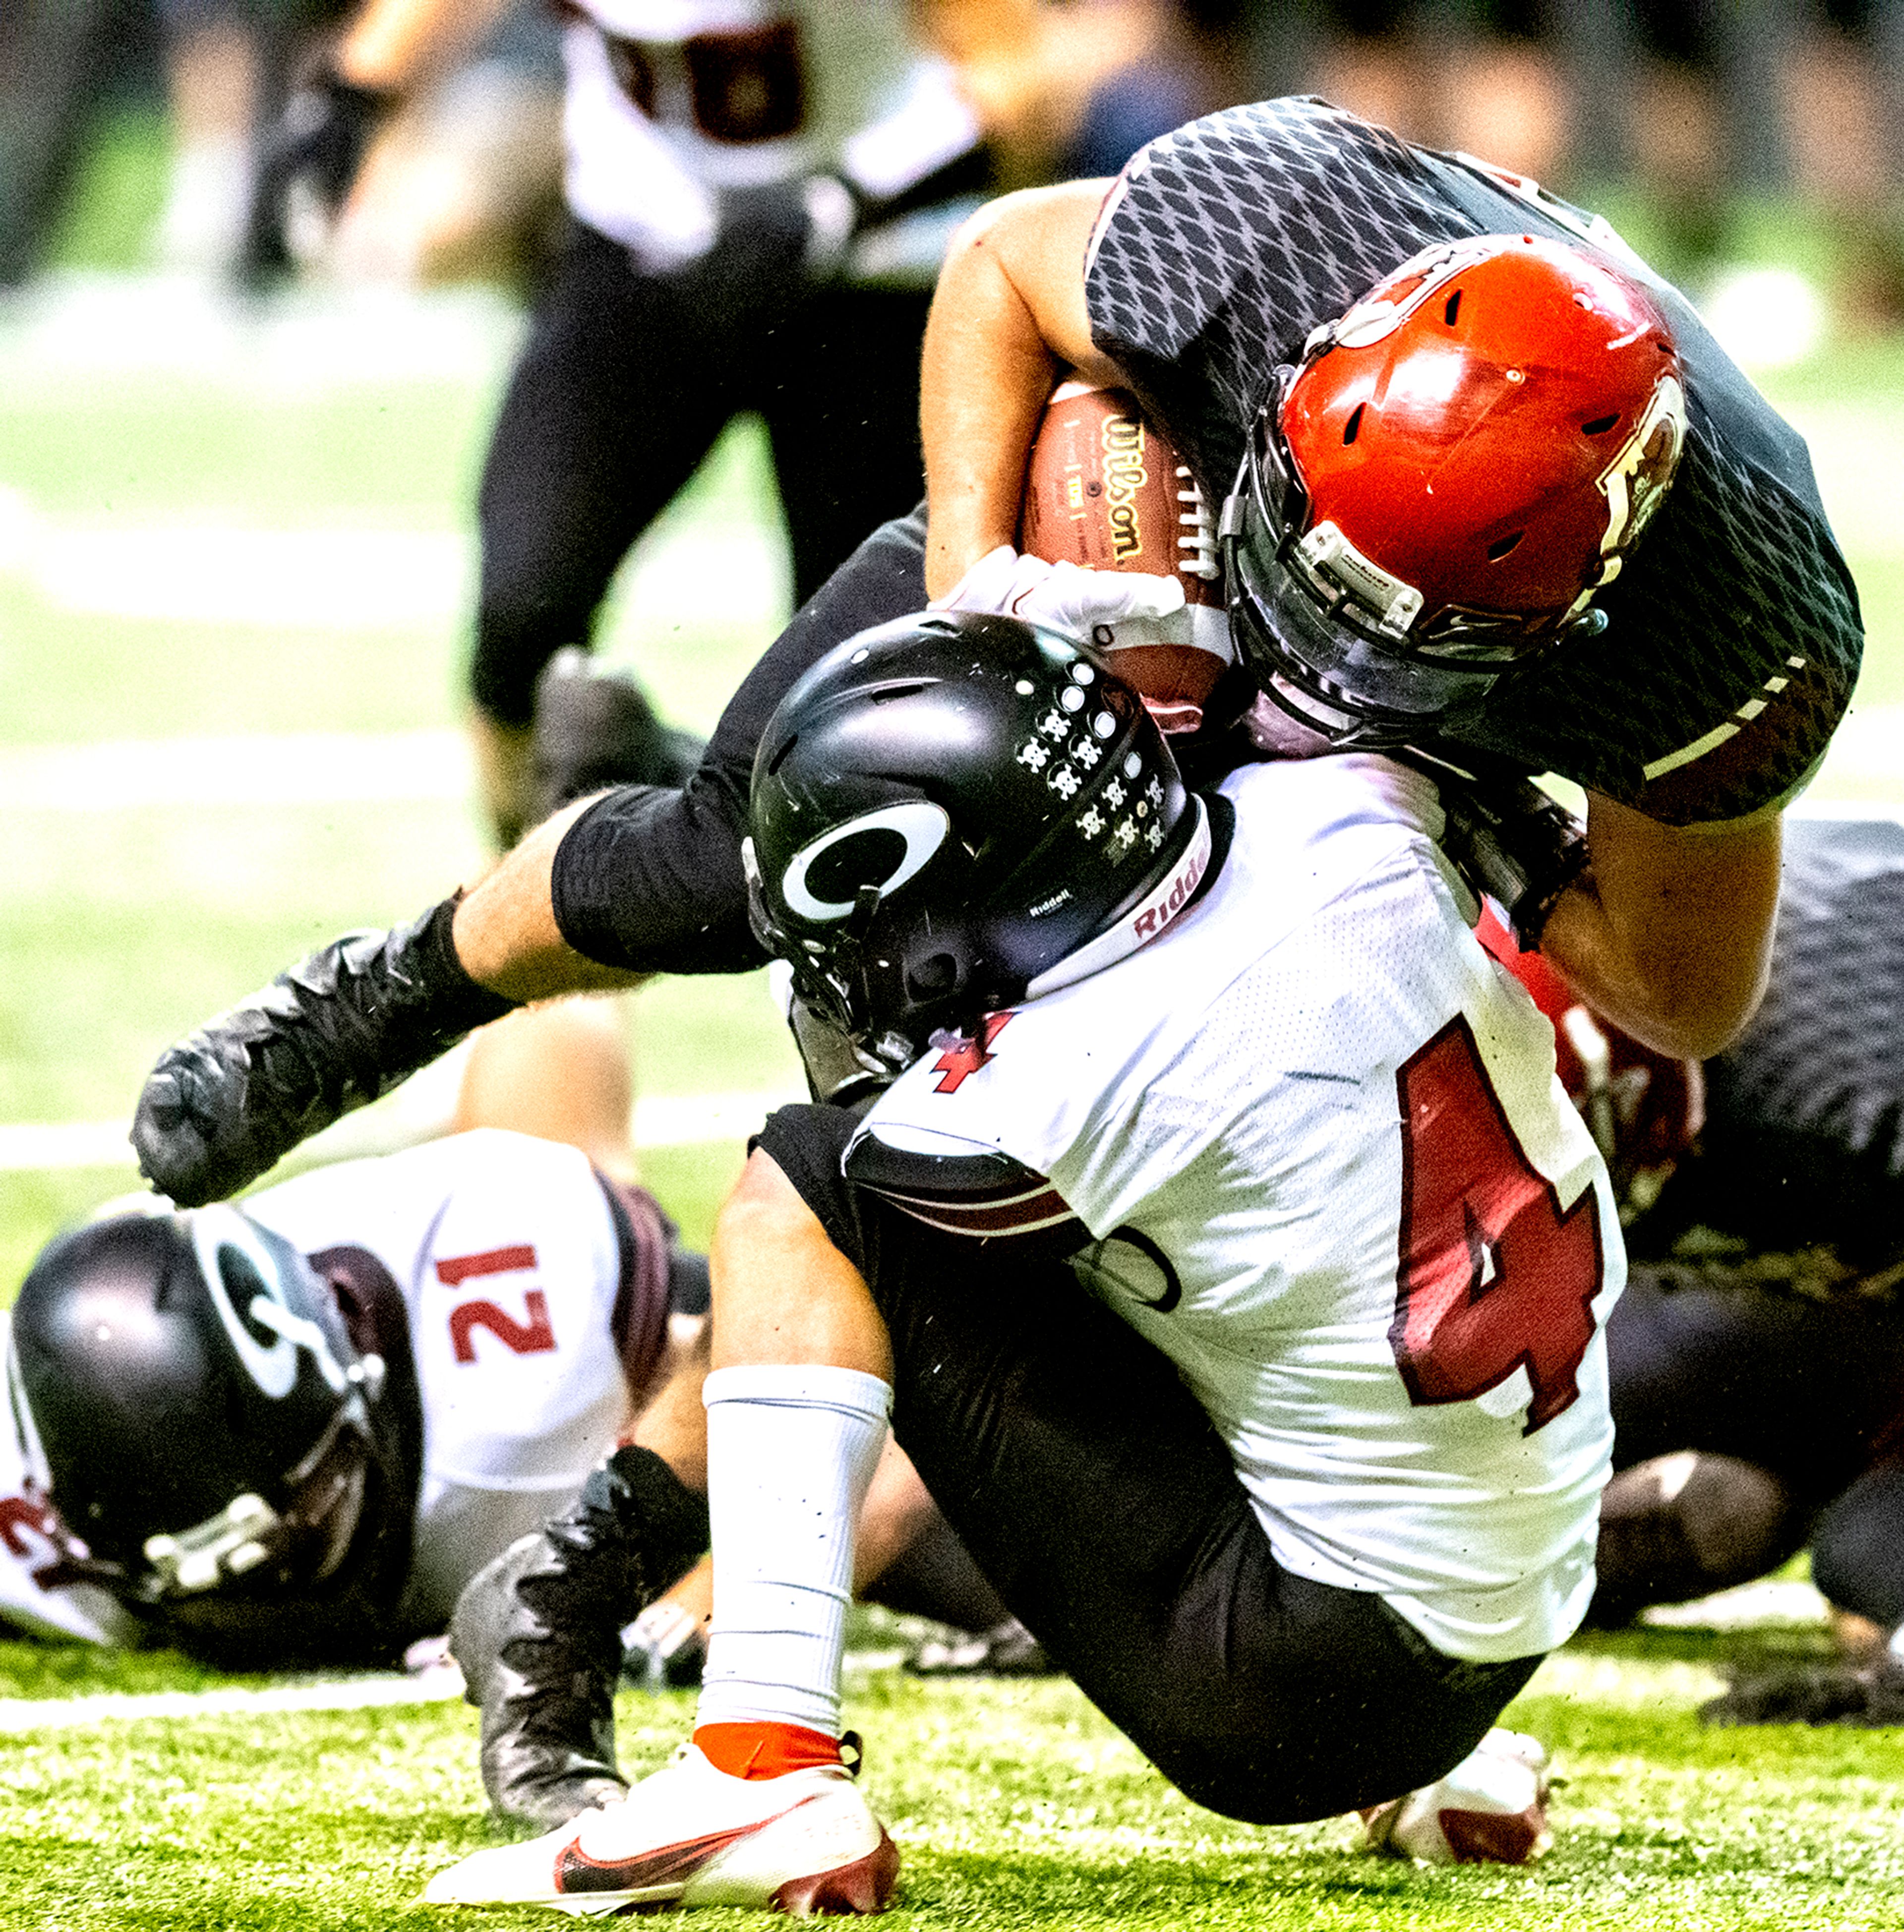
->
<box><xmin>3</xmin><ymin>247</ymin><xmax>1904</xmax><ymax>1928</ymax></box>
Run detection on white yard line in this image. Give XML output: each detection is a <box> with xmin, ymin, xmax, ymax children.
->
<box><xmin>0</xmin><ymin>1087</ymin><xmax>803</xmax><ymax>1174</ymax></box>
<box><xmin>0</xmin><ymin>1667</ymin><xmax>468</xmax><ymax>1734</ymax></box>
<box><xmin>1526</xmin><ymin>1651</ymin><xmax>1727</xmax><ymax>1712</ymax></box>
<box><xmin>0</xmin><ymin>729</ymin><xmax>471</xmax><ymax>810</ymax></box>
<box><xmin>0</xmin><ymin>1642</ymin><xmax>1745</xmax><ymax>1734</ymax></box>
<box><xmin>0</xmin><ymin>1648</ymin><xmax>905</xmax><ymax>1733</ymax></box>
<box><xmin>1641</xmin><ymin>1576</ymin><xmax>1828</xmax><ymax>1631</ymax></box>
<box><xmin>0</xmin><ymin>272</ymin><xmax>523</xmax><ymax>388</ymax></box>
<box><xmin>0</xmin><ymin>489</ymin><xmax>784</xmax><ymax>636</ymax></box>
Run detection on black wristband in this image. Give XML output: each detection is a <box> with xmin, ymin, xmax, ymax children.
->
<box><xmin>415</xmin><ymin>893</ymin><xmax>519</xmax><ymax>1036</ymax></box>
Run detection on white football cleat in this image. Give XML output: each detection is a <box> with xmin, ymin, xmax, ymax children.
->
<box><xmin>422</xmin><ymin>1741</ymin><xmax>897</xmax><ymax>1917</ymax></box>
<box><xmin>1360</xmin><ymin>1728</ymin><xmax>1552</xmax><ymax>1866</ymax></box>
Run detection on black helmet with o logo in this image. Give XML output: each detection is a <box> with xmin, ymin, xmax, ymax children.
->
<box><xmin>745</xmin><ymin>611</ymin><xmax>1209</xmax><ymax>1073</ymax></box>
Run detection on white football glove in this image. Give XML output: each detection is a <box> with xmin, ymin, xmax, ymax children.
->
<box><xmin>930</xmin><ymin>545</ymin><xmax>1185</xmax><ymax>642</ymax></box>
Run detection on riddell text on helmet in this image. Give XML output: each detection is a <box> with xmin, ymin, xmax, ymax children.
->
<box><xmin>1130</xmin><ymin>838</ymin><xmax>1207</xmax><ymax>945</ymax></box>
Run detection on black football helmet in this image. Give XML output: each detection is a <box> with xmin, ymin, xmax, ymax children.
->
<box><xmin>745</xmin><ymin>611</ymin><xmax>1208</xmax><ymax>1074</ymax></box>
<box><xmin>7</xmin><ymin>1205</ymin><xmax>414</xmax><ymax>1658</ymax></box>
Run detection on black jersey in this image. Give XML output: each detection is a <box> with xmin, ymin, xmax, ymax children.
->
<box><xmin>1083</xmin><ymin>97</ymin><xmax>1862</xmax><ymax>826</ymax></box>
<box><xmin>1655</xmin><ymin>815</ymin><xmax>1904</xmax><ymax>1265</ymax></box>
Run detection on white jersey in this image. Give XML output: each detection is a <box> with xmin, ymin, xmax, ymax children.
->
<box><xmin>0</xmin><ymin>1130</ymin><xmax>654</xmax><ymax>1642</ymax></box>
<box><xmin>563</xmin><ymin>1</ymin><xmax>980</xmax><ymax>273</ymax></box>
<box><xmin>852</xmin><ymin>757</ymin><xmax>1625</xmax><ymax>1662</ymax></box>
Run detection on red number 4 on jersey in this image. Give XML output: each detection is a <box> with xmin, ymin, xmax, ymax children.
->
<box><xmin>1391</xmin><ymin>1017</ymin><xmax>1604</xmax><ymax>1433</ymax></box>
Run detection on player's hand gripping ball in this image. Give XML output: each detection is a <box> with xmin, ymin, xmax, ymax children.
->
<box><xmin>1018</xmin><ymin>380</ymin><xmax>1232</xmax><ymax>730</ymax></box>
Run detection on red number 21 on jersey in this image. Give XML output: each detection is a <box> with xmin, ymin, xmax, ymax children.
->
<box><xmin>436</xmin><ymin>1246</ymin><xmax>557</xmax><ymax>1364</ymax></box>
<box><xmin>1391</xmin><ymin>1016</ymin><xmax>1604</xmax><ymax>1433</ymax></box>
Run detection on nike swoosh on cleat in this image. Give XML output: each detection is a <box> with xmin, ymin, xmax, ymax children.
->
<box><xmin>555</xmin><ymin>1801</ymin><xmax>823</xmax><ymax>1896</ymax></box>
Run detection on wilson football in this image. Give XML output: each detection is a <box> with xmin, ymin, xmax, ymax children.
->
<box><xmin>1018</xmin><ymin>379</ymin><xmax>1230</xmax><ymax>726</ymax></box>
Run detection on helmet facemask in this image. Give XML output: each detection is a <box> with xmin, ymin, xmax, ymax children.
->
<box><xmin>9</xmin><ymin>1206</ymin><xmax>393</xmax><ymax>1616</ymax></box>
<box><xmin>1226</xmin><ymin>370</ymin><xmax>1597</xmax><ymax>745</ymax></box>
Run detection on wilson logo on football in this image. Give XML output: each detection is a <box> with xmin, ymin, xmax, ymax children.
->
<box><xmin>1101</xmin><ymin>415</ymin><xmax>1148</xmax><ymax>562</ymax></box>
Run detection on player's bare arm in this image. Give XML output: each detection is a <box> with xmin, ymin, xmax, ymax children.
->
<box><xmin>1543</xmin><ymin>796</ymin><xmax>1781</xmax><ymax>1061</ymax></box>
<box><xmin>921</xmin><ymin>180</ymin><xmax>1119</xmax><ymax>597</ymax></box>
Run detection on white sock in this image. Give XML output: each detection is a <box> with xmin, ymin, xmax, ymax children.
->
<box><xmin>694</xmin><ymin>1363</ymin><xmax>892</xmax><ymax>1739</ymax></box>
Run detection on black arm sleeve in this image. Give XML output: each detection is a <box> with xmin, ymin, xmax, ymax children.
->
<box><xmin>550</xmin><ymin>506</ymin><xmax>928</xmax><ymax>973</ymax></box>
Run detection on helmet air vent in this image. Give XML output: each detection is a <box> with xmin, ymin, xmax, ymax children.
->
<box><xmin>1581</xmin><ymin>413</ymin><xmax>1619</xmax><ymax>436</ymax></box>
<box><xmin>905</xmin><ymin>952</ymin><xmax>961</xmax><ymax>997</ymax></box>
<box><xmin>1343</xmin><ymin>403</ymin><xmax>1365</xmax><ymax>446</ymax></box>
<box><xmin>1443</xmin><ymin>290</ymin><xmax>1463</xmax><ymax>326</ymax></box>
<box><xmin>1487</xmin><ymin>531</ymin><xmax>1525</xmax><ymax>562</ymax></box>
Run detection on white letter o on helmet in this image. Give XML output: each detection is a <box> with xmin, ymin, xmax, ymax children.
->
<box><xmin>781</xmin><ymin>802</ymin><xmax>951</xmax><ymax>922</ymax></box>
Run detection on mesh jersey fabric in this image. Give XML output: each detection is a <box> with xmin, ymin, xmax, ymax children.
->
<box><xmin>1083</xmin><ymin>97</ymin><xmax>1862</xmax><ymax>824</ymax></box>
<box><xmin>1631</xmin><ymin>814</ymin><xmax>1904</xmax><ymax>1268</ymax></box>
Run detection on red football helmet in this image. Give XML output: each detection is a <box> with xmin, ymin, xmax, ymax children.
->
<box><xmin>1223</xmin><ymin>233</ymin><xmax>1686</xmax><ymax>742</ymax></box>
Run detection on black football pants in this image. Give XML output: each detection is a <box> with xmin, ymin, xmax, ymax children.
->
<box><xmin>472</xmin><ymin>220</ymin><xmax>931</xmax><ymax>728</ymax></box>
<box><xmin>756</xmin><ymin>1104</ymin><xmax>1542</xmax><ymax>1826</ymax></box>
<box><xmin>1605</xmin><ymin>1263</ymin><xmax>1904</xmax><ymax>1628</ymax></box>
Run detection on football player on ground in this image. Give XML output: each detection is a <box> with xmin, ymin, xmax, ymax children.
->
<box><xmin>246</xmin><ymin>0</ymin><xmax>999</xmax><ymax>844</ymax></box>
<box><xmin>0</xmin><ymin>998</ymin><xmax>705</xmax><ymax>1664</ymax></box>
<box><xmin>1488</xmin><ymin>815</ymin><xmax>1904</xmax><ymax>1724</ymax></box>
<box><xmin>426</xmin><ymin>611</ymin><xmax>1612</xmax><ymax>1912</ymax></box>
<box><xmin>3</xmin><ymin>999</ymin><xmax>1009</xmax><ymax>1668</ymax></box>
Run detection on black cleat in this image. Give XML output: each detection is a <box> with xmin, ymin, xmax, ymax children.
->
<box><xmin>529</xmin><ymin>648</ymin><xmax>706</xmax><ymax>826</ymax></box>
<box><xmin>448</xmin><ymin>1445</ymin><xmax>709</xmax><ymax>1831</ymax></box>
<box><xmin>1705</xmin><ymin>1652</ymin><xmax>1904</xmax><ymax>1729</ymax></box>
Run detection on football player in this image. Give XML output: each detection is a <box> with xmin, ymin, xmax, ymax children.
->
<box><xmin>0</xmin><ymin>998</ymin><xmax>710</xmax><ymax>1665</ymax></box>
<box><xmin>3</xmin><ymin>994</ymin><xmax>1015</xmax><ymax>1672</ymax></box>
<box><xmin>246</xmin><ymin>0</ymin><xmax>1000</xmax><ymax>843</ymax></box>
<box><xmin>1489</xmin><ymin>814</ymin><xmax>1904</xmax><ymax>1724</ymax></box>
<box><xmin>915</xmin><ymin>100</ymin><xmax>1860</xmax><ymax>1063</ymax></box>
<box><xmin>426</xmin><ymin>611</ymin><xmax>1610</xmax><ymax>1912</ymax></box>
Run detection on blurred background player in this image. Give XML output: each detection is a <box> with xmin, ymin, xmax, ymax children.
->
<box><xmin>236</xmin><ymin>0</ymin><xmax>1261</xmax><ymax>843</ymax></box>
<box><xmin>240</xmin><ymin>0</ymin><xmax>990</xmax><ymax>844</ymax></box>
